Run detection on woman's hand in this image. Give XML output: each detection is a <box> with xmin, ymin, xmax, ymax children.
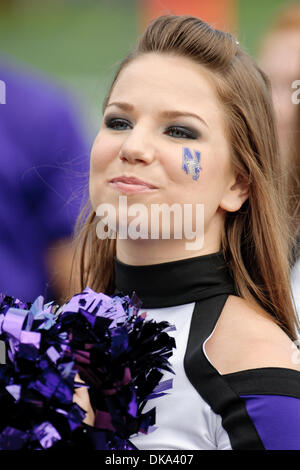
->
<box><xmin>73</xmin><ymin>373</ymin><xmax>95</xmax><ymax>426</ymax></box>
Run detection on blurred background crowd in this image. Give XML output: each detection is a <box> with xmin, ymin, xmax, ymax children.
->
<box><xmin>0</xmin><ymin>0</ymin><xmax>299</xmax><ymax>315</ymax></box>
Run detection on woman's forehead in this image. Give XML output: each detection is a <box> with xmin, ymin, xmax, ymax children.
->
<box><xmin>108</xmin><ymin>53</ymin><xmax>223</xmax><ymax>123</ymax></box>
<box><xmin>113</xmin><ymin>53</ymin><xmax>215</xmax><ymax>90</ymax></box>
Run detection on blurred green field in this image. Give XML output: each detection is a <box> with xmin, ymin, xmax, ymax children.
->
<box><xmin>0</xmin><ymin>0</ymin><xmax>138</xmax><ymax>76</ymax></box>
<box><xmin>0</xmin><ymin>0</ymin><xmax>293</xmax><ymax>139</ymax></box>
<box><xmin>239</xmin><ymin>0</ymin><xmax>294</xmax><ymax>56</ymax></box>
<box><xmin>0</xmin><ymin>0</ymin><xmax>139</xmax><ymax>139</ymax></box>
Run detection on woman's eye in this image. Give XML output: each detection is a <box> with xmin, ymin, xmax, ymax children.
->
<box><xmin>105</xmin><ymin>117</ymin><xmax>132</xmax><ymax>130</ymax></box>
<box><xmin>166</xmin><ymin>126</ymin><xmax>198</xmax><ymax>139</ymax></box>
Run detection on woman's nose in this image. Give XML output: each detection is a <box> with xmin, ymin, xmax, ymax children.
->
<box><xmin>118</xmin><ymin>128</ymin><xmax>155</xmax><ymax>165</ymax></box>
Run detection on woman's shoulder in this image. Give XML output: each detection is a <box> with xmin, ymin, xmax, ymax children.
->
<box><xmin>205</xmin><ymin>294</ymin><xmax>300</xmax><ymax>375</ymax></box>
<box><xmin>203</xmin><ymin>296</ymin><xmax>300</xmax><ymax>450</ymax></box>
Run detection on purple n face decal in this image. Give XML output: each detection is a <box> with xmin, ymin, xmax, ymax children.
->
<box><xmin>182</xmin><ymin>147</ymin><xmax>202</xmax><ymax>181</ymax></box>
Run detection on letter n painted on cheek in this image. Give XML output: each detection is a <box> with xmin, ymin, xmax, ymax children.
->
<box><xmin>182</xmin><ymin>147</ymin><xmax>202</xmax><ymax>181</ymax></box>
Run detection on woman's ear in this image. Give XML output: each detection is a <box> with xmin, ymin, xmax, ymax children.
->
<box><xmin>219</xmin><ymin>171</ymin><xmax>249</xmax><ymax>212</ymax></box>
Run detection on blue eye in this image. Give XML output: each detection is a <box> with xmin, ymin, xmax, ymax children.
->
<box><xmin>166</xmin><ymin>126</ymin><xmax>198</xmax><ymax>139</ymax></box>
<box><xmin>105</xmin><ymin>117</ymin><xmax>132</xmax><ymax>130</ymax></box>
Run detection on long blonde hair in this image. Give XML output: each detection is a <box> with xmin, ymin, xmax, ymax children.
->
<box><xmin>69</xmin><ymin>15</ymin><xmax>299</xmax><ymax>340</ymax></box>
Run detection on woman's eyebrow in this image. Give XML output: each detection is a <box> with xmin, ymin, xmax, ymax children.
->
<box><xmin>160</xmin><ymin>110</ymin><xmax>209</xmax><ymax>128</ymax></box>
<box><xmin>106</xmin><ymin>102</ymin><xmax>209</xmax><ymax>128</ymax></box>
<box><xmin>106</xmin><ymin>101</ymin><xmax>133</xmax><ymax>112</ymax></box>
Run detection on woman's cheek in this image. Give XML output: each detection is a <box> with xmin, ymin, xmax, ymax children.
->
<box><xmin>90</xmin><ymin>136</ymin><xmax>119</xmax><ymax>172</ymax></box>
<box><xmin>180</xmin><ymin>146</ymin><xmax>203</xmax><ymax>182</ymax></box>
<box><xmin>165</xmin><ymin>146</ymin><xmax>201</xmax><ymax>183</ymax></box>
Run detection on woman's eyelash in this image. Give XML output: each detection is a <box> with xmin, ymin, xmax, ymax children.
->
<box><xmin>165</xmin><ymin>126</ymin><xmax>198</xmax><ymax>139</ymax></box>
<box><xmin>104</xmin><ymin>117</ymin><xmax>199</xmax><ymax>139</ymax></box>
<box><xmin>104</xmin><ymin>117</ymin><xmax>132</xmax><ymax>130</ymax></box>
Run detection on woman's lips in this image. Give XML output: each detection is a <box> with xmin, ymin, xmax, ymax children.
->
<box><xmin>109</xmin><ymin>176</ymin><xmax>158</xmax><ymax>195</ymax></box>
<box><xmin>109</xmin><ymin>181</ymin><xmax>158</xmax><ymax>195</ymax></box>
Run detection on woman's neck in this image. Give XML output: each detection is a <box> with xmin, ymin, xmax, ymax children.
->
<box><xmin>116</xmin><ymin>237</ymin><xmax>222</xmax><ymax>266</ymax></box>
<box><xmin>114</xmin><ymin>247</ymin><xmax>236</xmax><ymax>309</ymax></box>
<box><xmin>115</xmin><ymin>204</ymin><xmax>225</xmax><ymax>265</ymax></box>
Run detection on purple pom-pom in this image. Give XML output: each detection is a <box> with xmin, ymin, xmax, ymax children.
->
<box><xmin>0</xmin><ymin>288</ymin><xmax>176</xmax><ymax>450</ymax></box>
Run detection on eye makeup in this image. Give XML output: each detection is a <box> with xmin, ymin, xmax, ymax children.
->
<box><xmin>104</xmin><ymin>113</ymin><xmax>200</xmax><ymax>140</ymax></box>
<box><xmin>104</xmin><ymin>115</ymin><xmax>132</xmax><ymax>130</ymax></box>
<box><xmin>165</xmin><ymin>125</ymin><xmax>199</xmax><ymax>139</ymax></box>
<box><xmin>182</xmin><ymin>147</ymin><xmax>202</xmax><ymax>181</ymax></box>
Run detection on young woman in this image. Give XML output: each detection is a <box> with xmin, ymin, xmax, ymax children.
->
<box><xmin>258</xmin><ymin>1</ymin><xmax>300</xmax><ymax>318</ymax></box>
<box><xmin>71</xmin><ymin>15</ymin><xmax>300</xmax><ymax>450</ymax></box>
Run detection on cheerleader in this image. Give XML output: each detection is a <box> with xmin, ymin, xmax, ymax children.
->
<box><xmin>73</xmin><ymin>15</ymin><xmax>300</xmax><ymax>449</ymax></box>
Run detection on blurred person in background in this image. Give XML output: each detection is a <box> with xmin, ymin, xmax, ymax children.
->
<box><xmin>259</xmin><ymin>2</ymin><xmax>300</xmax><ymax>316</ymax></box>
<box><xmin>0</xmin><ymin>58</ymin><xmax>89</xmax><ymax>304</ymax></box>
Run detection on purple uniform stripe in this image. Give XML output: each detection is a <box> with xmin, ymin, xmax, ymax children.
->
<box><xmin>241</xmin><ymin>394</ymin><xmax>300</xmax><ymax>450</ymax></box>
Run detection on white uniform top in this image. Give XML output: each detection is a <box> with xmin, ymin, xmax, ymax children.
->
<box><xmin>129</xmin><ymin>303</ymin><xmax>231</xmax><ymax>450</ymax></box>
<box><xmin>114</xmin><ymin>251</ymin><xmax>300</xmax><ymax>450</ymax></box>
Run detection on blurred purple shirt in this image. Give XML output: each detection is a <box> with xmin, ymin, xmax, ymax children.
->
<box><xmin>0</xmin><ymin>60</ymin><xmax>90</xmax><ymax>303</ymax></box>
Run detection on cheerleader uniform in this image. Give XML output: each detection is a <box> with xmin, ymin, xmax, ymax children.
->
<box><xmin>113</xmin><ymin>251</ymin><xmax>300</xmax><ymax>450</ymax></box>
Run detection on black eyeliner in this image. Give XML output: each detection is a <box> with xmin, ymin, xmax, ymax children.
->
<box><xmin>166</xmin><ymin>125</ymin><xmax>200</xmax><ymax>139</ymax></box>
<box><xmin>104</xmin><ymin>115</ymin><xmax>132</xmax><ymax>129</ymax></box>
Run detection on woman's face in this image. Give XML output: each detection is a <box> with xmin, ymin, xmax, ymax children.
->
<box><xmin>259</xmin><ymin>31</ymin><xmax>300</xmax><ymax>154</ymax></box>
<box><xmin>90</xmin><ymin>53</ymin><xmax>243</xmax><ymax>243</ymax></box>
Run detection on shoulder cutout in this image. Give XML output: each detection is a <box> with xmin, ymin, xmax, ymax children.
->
<box><xmin>204</xmin><ymin>295</ymin><xmax>300</xmax><ymax>375</ymax></box>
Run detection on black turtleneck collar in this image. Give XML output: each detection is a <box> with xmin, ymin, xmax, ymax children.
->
<box><xmin>114</xmin><ymin>251</ymin><xmax>237</xmax><ymax>308</ymax></box>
